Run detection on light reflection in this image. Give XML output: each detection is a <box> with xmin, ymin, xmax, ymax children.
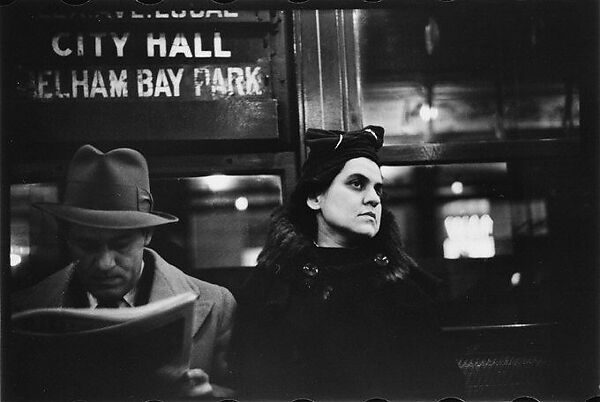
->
<box><xmin>10</xmin><ymin>253</ymin><xmax>22</xmax><ymax>267</ymax></box>
<box><xmin>419</xmin><ymin>104</ymin><xmax>439</xmax><ymax>121</ymax></box>
<box><xmin>451</xmin><ymin>181</ymin><xmax>464</xmax><ymax>195</ymax></box>
<box><xmin>443</xmin><ymin>214</ymin><xmax>495</xmax><ymax>259</ymax></box>
<box><xmin>235</xmin><ymin>196</ymin><xmax>249</xmax><ymax>211</ymax></box>
<box><xmin>511</xmin><ymin>272</ymin><xmax>522</xmax><ymax>286</ymax></box>
<box><xmin>204</xmin><ymin>174</ymin><xmax>236</xmax><ymax>192</ymax></box>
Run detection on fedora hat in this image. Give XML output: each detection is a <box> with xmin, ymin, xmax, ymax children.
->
<box><xmin>35</xmin><ymin>145</ymin><xmax>178</xmax><ymax>229</ymax></box>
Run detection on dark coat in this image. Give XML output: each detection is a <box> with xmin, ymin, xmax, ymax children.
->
<box><xmin>232</xmin><ymin>208</ymin><xmax>464</xmax><ymax>400</ymax></box>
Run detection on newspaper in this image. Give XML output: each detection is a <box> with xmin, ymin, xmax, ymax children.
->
<box><xmin>8</xmin><ymin>292</ymin><xmax>197</xmax><ymax>400</ymax></box>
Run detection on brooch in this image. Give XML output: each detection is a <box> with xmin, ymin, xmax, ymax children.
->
<box><xmin>301</xmin><ymin>263</ymin><xmax>319</xmax><ymax>278</ymax></box>
<box><xmin>373</xmin><ymin>254</ymin><xmax>390</xmax><ymax>267</ymax></box>
<box><xmin>299</xmin><ymin>263</ymin><xmax>319</xmax><ymax>290</ymax></box>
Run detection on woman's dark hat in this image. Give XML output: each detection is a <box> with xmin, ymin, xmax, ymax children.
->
<box><xmin>301</xmin><ymin>125</ymin><xmax>385</xmax><ymax>179</ymax></box>
<box><xmin>35</xmin><ymin>145</ymin><xmax>178</xmax><ymax>229</ymax></box>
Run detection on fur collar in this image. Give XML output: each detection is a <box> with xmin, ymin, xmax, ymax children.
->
<box><xmin>257</xmin><ymin>206</ymin><xmax>419</xmax><ymax>283</ymax></box>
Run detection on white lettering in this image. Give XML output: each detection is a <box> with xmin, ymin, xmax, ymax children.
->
<box><xmin>171</xmin><ymin>10</ymin><xmax>186</xmax><ymax>18</ymax></box>
<box><xmin>168</xmin><ymin>33</ymin><xmax>193</xmax><ymax>58</ymax></box>
<box><xmin>111</xmin><ymin>32</ymin><xmax>129</xmax><ymax>57</ymax></box>
<box><xmin>72</xmin><ymin>70</ymin><xmax>89</xmax><ymax>98</ymax></box>
<box><xmin>245</xmin><ymin>67</ymin><xmax>262</xmax><ymax>95</ymax></box>
<box><xmin>76</xmin><ymin>34</ymin><xmax>84</xmax><ymax>56</ymax></box>
<box><xmin>54</xmin><ymin>70</ymin><xmax>65</xmax><ymax>97</ymax></box>
<box><xmin>227</xmin><ymin>67</ymin><xmax>245</xmax><ymax>95</ymax></box>
<box><xmin>193</xmin><ymin>67</ymin><xmax>210</xmax><ymax>96</ymax></box>
<box><xmin>90</xmin><ymin>32</ymin><xmax>105</xmax><ymax>57</ymax></box>
<box><xmin>36</xmin><ymin>70</ymin><xmax>52</xmax><ymax>98</ymax></box>
<box><xmin>153</xmin><ymin>69</ymin><xmax>172</xmax><ymax>97</ymax></box>
<box><xmin>193</xmin><ymin>33</ymin><xmax>212</xmax><ymax>58</ymax></box>
<box><xmin>212</xmin><ymin>68</ymin><xmax>226</xmax><ymax>95</ymax></box>
<box><xmin>205</xmin><ymin>10</ymin><xmax>223</xmax><ymax>18</ymax></box>
<box><xmin>155</xmin><ymin>10</ymin><xmax>169</xmax><ymax>18</ymax></box>
<box><xmin>167</xmin><ymin>68</ymin><xmax>184</xmax><ymax>97</ymax></box>
<box><xmin>224</xmin><ymin>10</ymin><xmax>238</xmax><ymax>17</ymax></box>
<box><xmin>213</xmin><ymin>32</ymin><xmax>231</xmax><ymax>58</ymax></box>
<box><xmin>190</xmin><ymin>11</ymin><xmax>204</xmax><ymax>18</ymax></box>
<box><xmin>137</xmin><ymin>69</ymin><xmax>153</xmax><ymax>97</ymax></box>
<box><xmin>131</xmin><ymin>11</ymin><xmax>144</xmax><ymax>18</ymax></box>
<box><xmin>147</xmin><ymin>33</ymin><xmax>166</xmax><ymax>57</ymax></box>
<box><xmin>90</xmin><ymin>70</ymin><xmax>108</xmax><ymax>98</ymax></box>
<box><xmin>109</xmin><ymin>69</ymin><xmax>128</xmax><ymax>97</ymax></box>
<box><xmin>52</xmin><ymin>33</ymin><xmax>72</xmax><ymax>57</ymax></box>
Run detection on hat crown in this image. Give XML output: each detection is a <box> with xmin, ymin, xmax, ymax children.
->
<box><xmin>63</xmin><ymin>145</ymin><xmax>152</xmax><ymax>213</ymax></box>
<box><xmin>301</xmin><ymin>126</ymin><xmax>385</xmax><ymax>179</ymax></box>
<box><xmin>67</xmin><ymin>145</ymin><xmax>150</xmax><ymax>191</ymax></box>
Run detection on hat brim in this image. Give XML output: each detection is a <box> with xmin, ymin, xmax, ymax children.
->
<box><xmin>34</xmin><ymin>203</ymin><xmax>178</xmax><ymax>229</ymax></box>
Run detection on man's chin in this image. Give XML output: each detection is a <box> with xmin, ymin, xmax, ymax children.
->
<box><xmin>88</xmin><ymin>285</ymin><xmax>126</xmax><ymax>301</ymax></box>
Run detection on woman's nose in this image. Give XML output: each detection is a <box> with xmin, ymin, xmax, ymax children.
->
<box><xmin>364</xmin><ymin>186</ymin><xmax>381</xmax><ymax>206</ymax></box>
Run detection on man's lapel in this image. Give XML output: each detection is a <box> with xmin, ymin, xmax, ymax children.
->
<box><xmin>148</xmin><ymin>261</ymin><xmax>215</xmax><ymax>336</ymax></box>
<box><xmin>59</xmin><ymin>264</ymin><xmax>90</xmax><ymax>308</ymax></box>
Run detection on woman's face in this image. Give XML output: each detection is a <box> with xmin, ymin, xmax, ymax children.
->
<box><xmin>307</xmin><ymin>157</ymin><xmax>383</xmax><ymax>247</ymax></box>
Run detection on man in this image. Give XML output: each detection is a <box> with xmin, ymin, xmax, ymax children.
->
<box><xmin>11</xmin><ymin>144</ymin><xmax>236</xmax><ymax>397</ymax></box>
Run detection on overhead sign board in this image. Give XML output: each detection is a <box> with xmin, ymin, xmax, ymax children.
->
<box><xmin>4</xmin><ymin>5</ymin><xmax>281</xmax><ymax>143</ymax></box>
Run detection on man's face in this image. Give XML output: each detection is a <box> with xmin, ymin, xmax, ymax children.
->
<box><xmin>308</xmin><ymin>157</ymin><xmax>383</xmax><ymax>247</ymax></box>
<box><xmin>66</xmin><ymin>224</ymin><xmax>152</xmax><ymax>302</ymax></box>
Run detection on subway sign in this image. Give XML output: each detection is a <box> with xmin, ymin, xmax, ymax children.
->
<box><xmin>11</xmin><ymin>9</ymin><xmax>273</xmax><ymax>101</ymax></box>
<box><xmin>4</xmin><ymin>6</ymin><xmax>282</xmax><ymax>143</ymax></box>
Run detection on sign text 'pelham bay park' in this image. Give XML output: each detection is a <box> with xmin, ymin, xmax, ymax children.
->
<box><xmin>24</xmin><ymin>13</ymin><xmax>268</xmax><ymax>101</ymax></box>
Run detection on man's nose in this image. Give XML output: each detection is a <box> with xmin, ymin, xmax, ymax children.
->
<box><xmin>95</xmin><ymin>247</ymin><xmax>116</xmax><ymax>270</ymax></box>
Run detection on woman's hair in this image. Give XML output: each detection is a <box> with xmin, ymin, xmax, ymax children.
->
<box><xmin>287</xmin><ymin>162</ymin><xmax>344</xmax><ymax>240</ymax></box>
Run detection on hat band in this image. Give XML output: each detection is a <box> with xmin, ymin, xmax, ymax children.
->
<box><xmin>63</xmin><ymin>181</ymin><xmax>153</xmax><ymax>212</ymax></box>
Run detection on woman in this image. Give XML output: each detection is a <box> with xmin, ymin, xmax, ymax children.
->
<box><xmin>233</xmin><ymin>126</ymin><xmax>464</xmax><ymax>399</ymax></box>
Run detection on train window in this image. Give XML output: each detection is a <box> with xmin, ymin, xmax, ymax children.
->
<box><xmin>363</xmin><ymin>80</ymin><xmax>579</xmax><ymax>145</ymax></box>
<box><xmin>10</xmin><ymin>183</ymin><xmax>62</xmax><ymax>289</ymax></box>
<box><xmin>150</xmin><ymin>175</ymin><xmax>282</xmax><ymax>271</ymax></box>
<box><xmin>381</xmin><ymin>160</ymin><xmax>590</xmax><ymax>327</ymax></box>
<box><xmin>358</xmin><ymin>7</ymin><xmax>582</xmax><ymax>145</ymax></box>
<box><xmin>9</xmin><ymin>174</ymin><xmax>282</xmax><ymax>290</ymax></box>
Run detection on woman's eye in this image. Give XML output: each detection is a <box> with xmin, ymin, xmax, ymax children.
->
<box><xmin>350</xmin><ymin>181</ymin><xmax>363</xmax><ymax>189</ymax></box>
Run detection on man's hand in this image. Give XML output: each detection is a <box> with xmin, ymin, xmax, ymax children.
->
<box><xmin>180</xmin><ymin>368</ymin><xmax>213</xmax><ymax>397</ymax></box>
<box><xmin>178</xmin><ymin>368</ymin><xmax>235</xmax><ymax>398</ymax></box>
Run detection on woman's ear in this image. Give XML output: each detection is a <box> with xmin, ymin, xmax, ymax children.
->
<box><xmin>306</xmin><ymin>194</ymin><xmax>321</xmax><ymax>211</ymax></box>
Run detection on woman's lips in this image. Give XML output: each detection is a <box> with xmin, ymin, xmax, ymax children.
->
<box><xmin>359</xmin><ymin>212</ymin><xmax>377</xmax><ymax>220</ymax></box>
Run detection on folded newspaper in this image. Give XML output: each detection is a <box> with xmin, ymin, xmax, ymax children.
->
<box><xmin>9</xmin><ymin>292</ymin><xmax>198</xmax><ymax>399</ymax></box>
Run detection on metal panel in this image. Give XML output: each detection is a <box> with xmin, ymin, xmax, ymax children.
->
<box><xmin>7</xmin><ymin>99</ymin><xmax>278</xmax><ymax>143</ymax></box>
<box><xmin>294</xmin><ymin>9</ymin><xmax>361</xmax><ymax>132</ymax></box>
<box><xmin>379</xmin><ymin>138</ymin><xmax>582</xmax><ymax>166</ymax></box>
